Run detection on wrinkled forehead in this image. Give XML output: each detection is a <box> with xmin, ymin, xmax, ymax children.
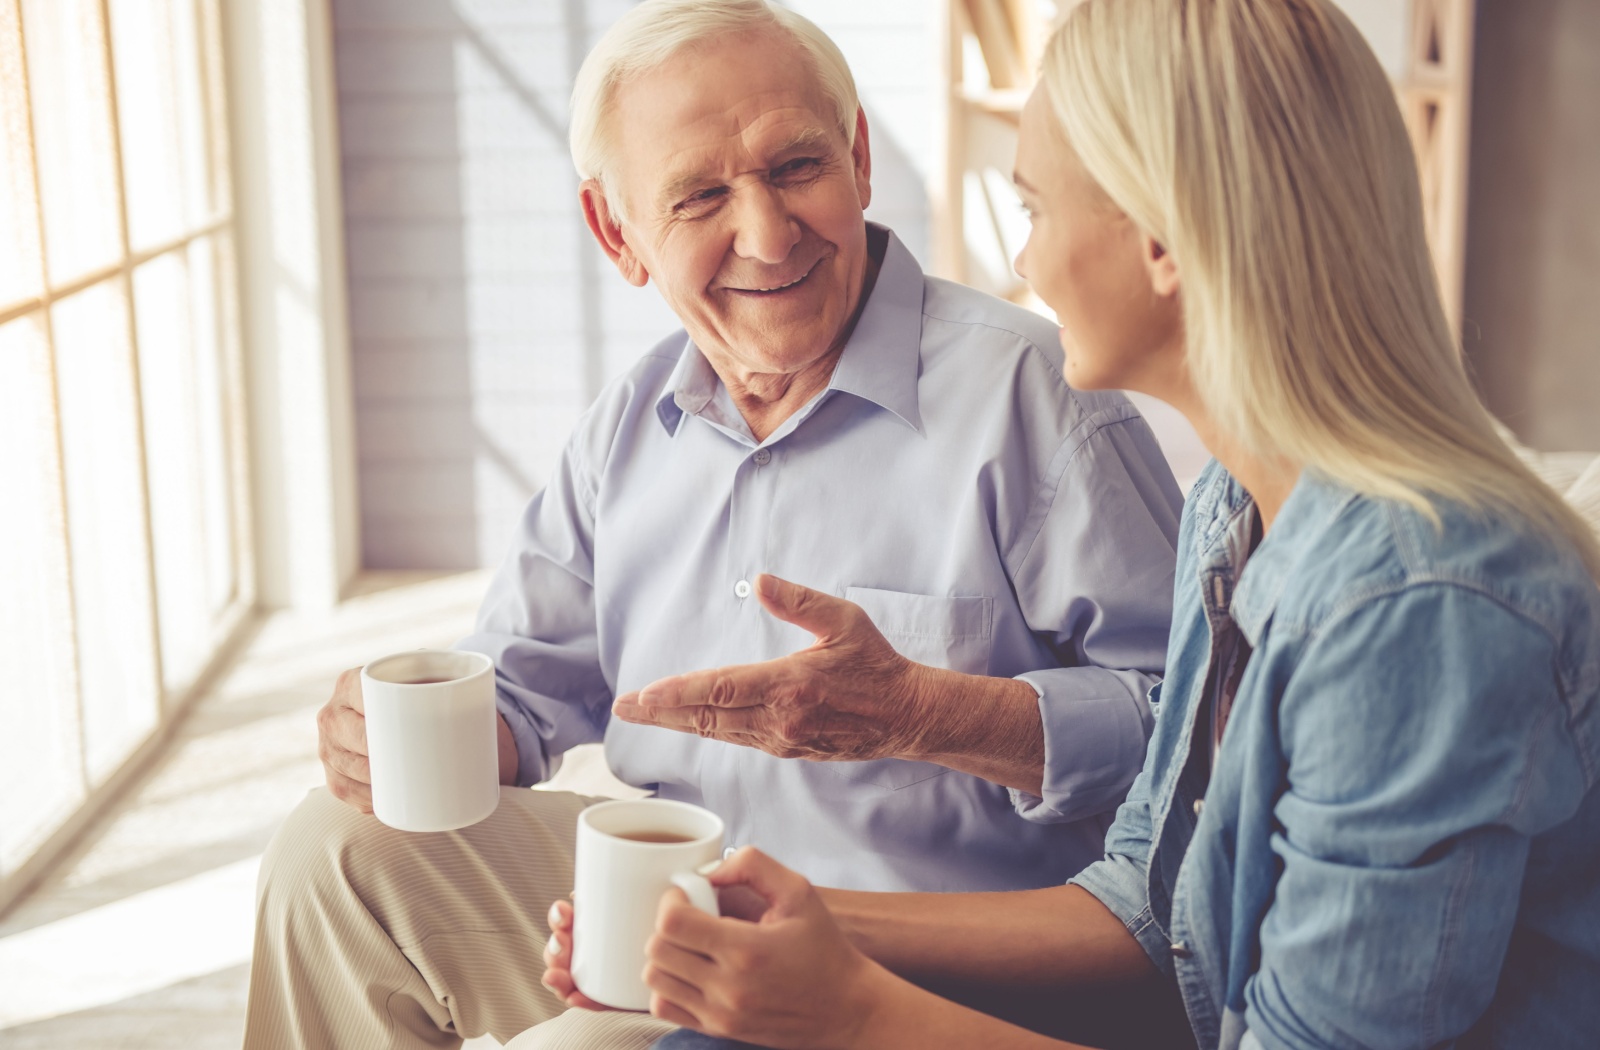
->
<box><xmin>607</xmin><ymin>33</ymin><xmax>846</xmax><ymax>212</ymax></box>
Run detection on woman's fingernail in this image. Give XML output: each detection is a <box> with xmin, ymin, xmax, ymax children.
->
<box><xmin>548</xmin><ymin>901</ymin><xmax>563</xmax><ymax>926</ymax></box>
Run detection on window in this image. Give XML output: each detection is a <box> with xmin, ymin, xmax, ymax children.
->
<box><xmin>0</xmin><ymin>0</ymin><xmax>252</xmax><ymax>887</ymax></box>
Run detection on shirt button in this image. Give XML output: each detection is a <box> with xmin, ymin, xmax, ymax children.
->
<box><xmin>733</xmin><ymin>579</ymin><xmax>752</xmax><ymax>599</ymax></box>
<box><xmin>1171</xmin><ymin>941</ymin><xmax>1192</xmax><ymax>959</ymax></box>
<box><xmin>753</xmin><ymin>448</ymin><xmax>771</xmax><ymax>465</ymax></box>
<box><xmin>1193</xmin><ymin>799</ymin><xmax>1205</xmax><ymax>817</ymax></box>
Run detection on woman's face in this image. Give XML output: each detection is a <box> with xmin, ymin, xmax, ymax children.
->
<box><xmin>1012</xmin><ymin>88</ymin><xmax>1185</xmax><ymax>401</ymax></box>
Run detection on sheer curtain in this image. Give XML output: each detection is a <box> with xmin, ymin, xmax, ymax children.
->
<box><xmin>0</xmin><ymin>0</ymin><xmax>252</xmax><ymax>893</ymax></box>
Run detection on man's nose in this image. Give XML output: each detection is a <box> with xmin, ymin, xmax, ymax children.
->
<box><xmin>731</xmin><ymin>185</ymin><xmax>801</xmax><ymax>265</ymax></box>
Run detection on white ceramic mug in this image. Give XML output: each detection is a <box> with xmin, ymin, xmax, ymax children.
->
<box><xmin>361</xmin><ymin>649</ymin><xmax>500</xmax><ymax>832</ymax></box>
<box><xmin>571</xmin><ymin>799</ymin><xmax>724</xmax><ymax>1010</ymax></box>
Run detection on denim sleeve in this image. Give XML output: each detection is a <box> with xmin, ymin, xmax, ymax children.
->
<box><xmin>454</xmin><ymin>430</ymin><xmax>612</xmax><ymax>786</ymax></box>
<box><xmin>1068</xmin><ymin>720</ymin><xmax>1176</xmax><ymax>977</ymax></box>
<box><xmin>1244</xmin><ymin>586</ymin><xmax>1588</xmax><ymax>1050</ymax></box>
<box><xmin>1008</xmin><ymin>416</ymin><xmax>1183</xmax><ymax>823</ymax></box>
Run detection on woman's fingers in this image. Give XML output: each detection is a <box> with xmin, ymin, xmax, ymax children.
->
<box><xmin>648</xmin><ymin>994</ymin><xmax>703</xmax><ymax>1032</ymax></box>
<box><xmin>708</xmin><ymin>847</ymin><xmax>810</xmax><ymax>912</ymax></box>
<box><xmin>654</xmin><ymin>887</ymin><xmax>733</xmax><ymax>955</ymax></box>
<box><xmin>643</xmin><ymin>963</ymin><xmax>708</xmax><ymax>1017</ymax></box>
<box><xmin>714</xmin><ymin>881</ymin><xmax>770</xmax><ymax>922</ymax></box>
<box><xmin>646</xmin><ymin>934</ymin><xmax>716</xmax><ymax>986</ymax></box>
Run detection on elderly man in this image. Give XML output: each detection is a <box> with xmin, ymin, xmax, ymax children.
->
<box><xmin>242</xmin><ymin>2</ymin><xmax>1182</xmax><ymax>1048</ymax></box>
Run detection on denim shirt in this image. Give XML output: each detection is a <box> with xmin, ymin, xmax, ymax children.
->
<box><xmin>1073</xmin><ymin>461</ymin><xmax>1600</xmax><ymax>1050</ymax></box>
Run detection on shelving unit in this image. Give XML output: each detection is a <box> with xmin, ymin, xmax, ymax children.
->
<box><xmin>1399</xmin><ymin>0</ymin><xmax>1476</xmax><ymax>333</ymax></box>
<box><xmin>934</xmin><ymin>0</ymin><xmax>1477</xmax><ymax>333</ymax></box>
<box><xmin>932</xmin><ymin>0</ymin><xmax>1052</xmax><ymax>303</ymax></box>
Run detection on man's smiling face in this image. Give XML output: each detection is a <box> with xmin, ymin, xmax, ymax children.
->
<box><xmin>589</xmin><ymin>28</ymin><xmax>873</xmax><ymax>380</ymax></box>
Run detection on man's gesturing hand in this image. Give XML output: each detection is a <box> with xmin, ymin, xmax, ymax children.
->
<box><xmin>318</xmin><ymin>668</ymin><xmax>374</xmax><ymax>813</ymax></box>
<box><xmin>612</xmin><ymin>574</ymin><xmax>937</xmax><ymax>762</ymax></box>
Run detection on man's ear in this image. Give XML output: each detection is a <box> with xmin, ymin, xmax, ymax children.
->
<box><xmin>850</xmin><ymin>107</ymin><xmax>872</xmax><ymax>211</ymax></box>
<box><xmin>580</xmin><ymin>179</ymin><xmax>649</xmax><ymax>288</ymax></box>
<box><xmin>1145</xmin><ymin>235</ymin><xmax>1179</xmax><ymax>298</ymax></box>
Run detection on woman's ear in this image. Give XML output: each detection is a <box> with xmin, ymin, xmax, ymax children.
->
<box><xmin>1145</xmin><ymin>235</ymin><xmax>1180</xmax><ymax>298</ymax></box>
<box><xmin>580</xmin><ymin>179</ymin><xmax>650</xmax><ymax>288</ymax></box>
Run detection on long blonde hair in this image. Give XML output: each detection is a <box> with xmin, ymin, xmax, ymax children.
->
<box><xmin>1042</xmin><ymin>0</ymin><xmax>1600</xmax><ymax>580</ymax></box>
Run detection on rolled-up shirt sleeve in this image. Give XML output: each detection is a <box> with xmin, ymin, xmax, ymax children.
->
<box><xmin>1070</xmin><ymin>733</ymin><xmax>1175</xmax><ymax>975</ymax></box>
<box><xmin>1007</xmin><ymin>413</ymin><xmax>1182</xmax><ymax>823</ymax></box>
<box><xmin>455</xmin><ymin>429</ymin><xmax>614</xmax><ymax>787</ymax></box>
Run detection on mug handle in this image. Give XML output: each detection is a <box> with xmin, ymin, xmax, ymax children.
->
<box><xmin>669</xmin><ymin>864</ymin><xmax>721</xmax><ymax>917</ymax></box>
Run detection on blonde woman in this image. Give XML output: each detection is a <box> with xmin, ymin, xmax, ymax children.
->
<box><xmin>541</xmin><ymin>0</ymin><xmax>1600</xmax><ymax>1047</ymax></box>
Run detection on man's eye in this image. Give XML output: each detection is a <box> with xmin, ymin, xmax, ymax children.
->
<box><xmin>677</xmin><ymin>188</ymin><xmax>726</xmax><ymax>214</ymax></box>
<box><xmin>774</xmin><ymin>158</ymin><xmax>820</xmax><ymax>179</ymax></box>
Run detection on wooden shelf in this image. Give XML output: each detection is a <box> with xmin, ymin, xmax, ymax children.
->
<box><xmin>957</xmin><ymin>87</ymin><xmax>1028</xmax><ymax>118</ymax></box>
<box><xmin>935</xmin><ymin>0</ymin><xmax>1477</xmax><ymax>336</ymax></box>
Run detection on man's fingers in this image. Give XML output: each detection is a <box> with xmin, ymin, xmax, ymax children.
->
<box><xmin>754</xmin><ymin>573</ymin><xmax>855</xmax><ymax>641</ymax></box>
<box><xmin>321</xmin><ymin>740</ymin><xmax>371</xmax><ymax>786</ymax></box>
<box><xmin>319</xmin><ymin>699</ymin><xmax>369</xmax><ymax>757</ymax></box>
<box><xmin>611</xmin><ymin>702</ymin><xmax>822</xmax><ymax>758</ymax></box>
<box><xmin>334</xmin><ymin>666</ymin><xmax>365</xmax><ymax>713</ymax></box>
<box><xmin>325</xmin><ymin>767</ymin><xmax>373</xmax><ymax>813</ymax></box>
<box><xmin>613</xmin><ymin>699</ymin><xmax>764</xmax><ymax>735</ymax></box>
<box><xmin>634</xmin><ymin>660</ymin><xmax>791</xmax><ymax>711</ymax></box>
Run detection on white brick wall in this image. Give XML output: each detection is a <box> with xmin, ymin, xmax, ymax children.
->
<box><xmin>334</xmin><ymin>0</ymin><xmax>938</xmax><ymax>569</ymax></box>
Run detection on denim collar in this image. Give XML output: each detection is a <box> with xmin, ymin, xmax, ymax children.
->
<box><xmin>1195</xmin><ymin>468</ymin><xmax>1359</xmax><ymax>646</ymax></box>
<box><xmin>654</xmin><ymin>223</ymin><xmax>924</xmax><ymax>438</ymax></box>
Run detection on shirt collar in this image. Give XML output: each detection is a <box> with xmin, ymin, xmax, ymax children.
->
<box><xmin>1198</xmin><ymin>468</ymin><xmax>1358</xmax><ymax>646</ymax></box>
<box><xmin>654</xmin><ymin>223</ymin><xmax>925</xmax><ymax>437</ymax></box>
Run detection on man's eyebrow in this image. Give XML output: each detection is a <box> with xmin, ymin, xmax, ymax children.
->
<box><xmin>656</xmin><ymin>127</ymin><xmax>839</xmax><ymax>211</ymax></box>
<box><xmin>768</xmin><ymin>126</ymin><xmax>835</xmax><ymax>159</ymax></box>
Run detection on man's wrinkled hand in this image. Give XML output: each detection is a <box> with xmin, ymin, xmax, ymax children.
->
<box><xmin>317</xmin><ymin>667</ymin><xmax>374</xmax><ymax>813</ymax></box>
<box><xmin>611</xmin><ymin>574</ymin><xmax>936</xmax><ymax>762</ymax></box>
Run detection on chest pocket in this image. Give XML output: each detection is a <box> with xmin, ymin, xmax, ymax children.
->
<box><xmin>827</xmin><ymin>587</ymin><xmax>996</xmax><ymax>790</ymax></box>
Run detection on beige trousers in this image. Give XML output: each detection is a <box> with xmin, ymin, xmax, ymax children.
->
<box><xmin>243</xmin><ymin>786</ymin><xmax>678</xmax><ymax>1050</ymax></box>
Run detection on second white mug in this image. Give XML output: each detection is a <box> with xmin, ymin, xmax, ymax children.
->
<box><xmin>571</xmin><ymin>798</ymin><xmax>724</xmax><ymax>1011</ymax></box>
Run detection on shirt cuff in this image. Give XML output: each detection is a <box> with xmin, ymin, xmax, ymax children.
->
<box><xmin>1009</xmin><ymin>668</ymin><xmax>1157</xmax><ymax>823</ymax></box>
<box><xmin>495</xmin><ymin>692</ymin><xmax>560</xmax><ymax>788</ymax></box>
<box><xmin>1070</xmin><ymin>854</ymin><xmax>1174</xmax><ymax>979</ymax></box>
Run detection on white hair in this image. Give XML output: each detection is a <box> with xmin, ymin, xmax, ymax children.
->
<box><xmin>569</xmin><ymin>0</ymin><xmax>859</xmax><ymax>206</ymax></box>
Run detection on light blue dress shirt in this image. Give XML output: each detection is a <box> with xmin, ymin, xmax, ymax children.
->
<box><xmin>459</xmin><ymin>227</ymin><xmax>1184</xmax><ymax>892</ymax></box>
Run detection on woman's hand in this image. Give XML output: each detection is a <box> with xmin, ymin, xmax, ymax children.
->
<box><xmin>541</xmin><ymin>881</ymin><xmax>773</xmax><ymax>1011</ymax></box>
<box><xmin>643</xmin><ymin>847</ymin><xmax>890</xmax><ymax>1049</ymax></box>
<box><xmin>541</xmin><ymin>898</ymin><xmax>614</xmax><ymax>1011</ymax></box>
